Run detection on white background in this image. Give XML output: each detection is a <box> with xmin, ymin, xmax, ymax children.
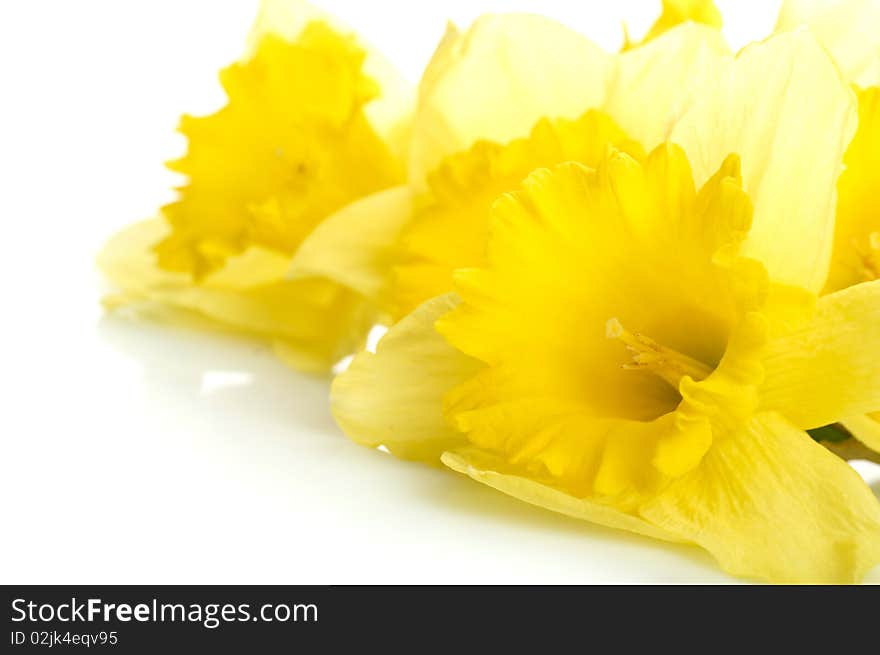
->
<box><xmin>1</xmin><ymin>0</ymin><xmax>877</xmax><ymax>584</ymax></box>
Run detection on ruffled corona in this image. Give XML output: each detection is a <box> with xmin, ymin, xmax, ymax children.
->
<box><xmin>437</xmin><ymin>146</ymin><xmax>770</xmax><ymax>497</ymax></box>
<box><xmin>775</xmin><ymin>0</ymin><xmax>880</xmax><ymax>87</ymax></box>
<box><xmin>392</xmin><ymin>111</ymin><xmax>644</xmax><ymax>319</ymax></box>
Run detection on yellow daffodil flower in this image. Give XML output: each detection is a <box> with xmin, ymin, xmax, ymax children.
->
<box><xmin>332</xmin><ymin>32</ymin><xmax>880</xmax><ymax>583</ymax></box>
<box><xmin>98</xmin><ymin>0</ymin><xmax>412</xmax><ymax>373</ymax></box>
<box><xmin>774</xmin><ymin>1</ymin><xmax>880</xmax><ymax>455</ymax></box>
<box><xmin>290</xmin><ymin>13</ymin><xmax>730</xmax><ymax>324</ymax></box>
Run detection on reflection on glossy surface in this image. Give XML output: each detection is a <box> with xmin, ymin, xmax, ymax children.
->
<box><xmin>56</xmin><ymin>318</ymin><xmax>868</xmax><ymax>582</ymax></box>
<box><xmin>98</xmin><ymin>314</ymin><xmax>340</xmax><ymax>436</ymax></box>
<box><xmin>2</xmin><ymin>305</ymin><xmax>878</xmax><ymax>583</ymax></box>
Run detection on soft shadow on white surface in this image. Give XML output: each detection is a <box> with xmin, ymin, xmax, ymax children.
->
<box><xmin>3</xmin><ymin>310</ymin><xmax>877</xmax><ymax>583</ymax></box>
<box><xmin>69</xmin><ymin>316</ymin><xmax>866</xmax><ymax>584</ymax></box>
<box><xmin>98</xmin><ymin>315</ymin><xmax>340</xmax><ymax>436</ymax></box>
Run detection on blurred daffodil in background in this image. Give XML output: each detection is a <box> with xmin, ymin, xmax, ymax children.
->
<box><xmin>99</xmin><ymin>0</ymin><xmax>412</xmax><ymax>373</ymax></box>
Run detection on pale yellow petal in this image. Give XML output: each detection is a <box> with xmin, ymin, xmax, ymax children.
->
<box><xmin>441</xmin><ymin>449</ymin><xmax>682</xmax><ymax>543</ymax></box>
<box><xmin>245</xmin><ymin>0</ymin><xmax>325</xmax><ymax>47</ymax></box>
<box><xmin>437</xmin><ymin>149</ymin><xmax>754</xmax><ymax>429</ymax></box>
<box><xmin>99</xmin><ymin>218</ymin><xmax>375</xmax><ymax>374</ymax></box>
<box><xmin>408</xmin><ymin>13</ymin><xmax>614</xmax><ymax>187</ymax></box>
<box><xmin>640</xmin><ymin>412</ymin><xmax>880</xmax><ymax>583</ymax></box>
<box><xmin>761</xmin><ymin>279</ymin><xmax>880</xmax><ymax>428</ymax></box>
<box><xmin>607</xmin><ymin>23</ymin><xmax>730</xmax><ymax>149</ymax></box>
<box><xmin>331</xmin><ymin>294</ymin><xmax>483</xmax><ymax>462</ymax></box>
<box><xmin>775</xmin><ymin>0</ymin><xmax>880</xmax><ymax>86</ymax></box>
<box><xmin>670</xmin><ymin>30</ymin><xmax>857</xmax><ymax>292</ymax></box>
<box><xmin>289</xmin><ymin>186</ymin><xmax>414</xmax><ymax>313</ymax></box>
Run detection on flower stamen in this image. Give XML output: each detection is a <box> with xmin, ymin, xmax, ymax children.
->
<box><xmin>605</xmin><ymin>317</ymin><xmax>713</xmax><ymax>388</ymax></box>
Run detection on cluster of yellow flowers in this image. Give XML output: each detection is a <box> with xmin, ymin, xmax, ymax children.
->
<box><xmin>99</xmin><ymin>0</ymin><xmax>880</xmax><ymax>583</ymax></box>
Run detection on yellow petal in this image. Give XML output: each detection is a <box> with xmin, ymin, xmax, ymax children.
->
<box><xmin>670</xmin><ymin>30</ymin><xmax>857</xmax><ymax>292</ymax></box>
<box><xmin>864</xmin><ymin>56</ymin><xmax>880</xmax><ymax>87</ymax></box>
<box><xmin>408</xmin><ymin>13</ymin><xmax>614</xmax><ymax>187</ymax></box>
<box><xmin>761</xmin><ymin>279</ymin><xmax>880</xmax><ymax>428</ymax></box>
<box><xmin>247</xmin><ymin>0</ymin><xmax>414</xmax><ymax>160</ymax></box>
<box><xmin>289</xmin><ymin>186</ymin><xmax>415</xmax><ymax>314</ymax></box>
<box><xmin>99</xmin><ymin>218</ymin><xmax>375</xmax><ymax>374</ymax></box>
<box><xmin>607</xmin><ymin>23</ymin><xmax>730</xmax><ymax>150</ymax></box>
<box><xmin>441</xmin><ymin>449</ymin><xmax>682</xmax><ymax>543</ymax></box>
<box><xmin>331</xmin><ymin>294</ymin><xmax>483</xmax><ymax>462</ymax></box>
<box><xmin>775</xmin><ymin>0</ymin><xmax>880</xmax><ymax>86</ymax></box>
<box><xmin>640</xmin><ymin>412</ymin><xmax>880</xmax><ymax>583</ymax></box>
<box><xmin>445</xmin><ymin>411</ymin><xmax>880</xmax><ymax>583</ymax></box>
<box><xmin>246</xmin><ymin>0</ymin><xmax>325</xmax><ymax>47</ymax></box>
<box><xmin>825</xmin><ymin>86</ymin><xmax>880</xmax><ymax>293</ymax></box>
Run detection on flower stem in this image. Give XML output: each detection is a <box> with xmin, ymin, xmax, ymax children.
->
<box><xmin>822</xmin><ymin>438</ymin><xmax>880</xmax><ymax>465</ymax></box>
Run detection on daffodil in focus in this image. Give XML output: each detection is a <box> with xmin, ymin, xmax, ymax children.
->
<box><xmin>290</xmin><ymin>11</ymin><xmax>730</xmax><ymax>322</ymax></box>
<box><xmin>98</xmin><ymin>0</ymin><xmax>411</xmax><ymax>373</ymax></box>
<box><xmin>332</xmin><ymin>32</ymin><xmax>880</xmax><ymax>583</ymax></box>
